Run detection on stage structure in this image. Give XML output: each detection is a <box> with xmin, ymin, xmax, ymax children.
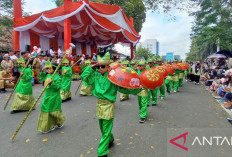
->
<box><xmin>13</xmin><ymin>0</ymin><xmax>140</xmax><ymax>59</ymax></box>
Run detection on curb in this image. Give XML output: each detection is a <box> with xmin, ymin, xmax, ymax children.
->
<box><xmin>201</xmin><ymin>81</ymin><xmax>232</xmax><ymax>118</ymax></box>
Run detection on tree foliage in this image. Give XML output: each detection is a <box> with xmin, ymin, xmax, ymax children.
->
<box><xmin>186</xmin><ymin>0</ymin><xmax>232</xmax><ymax>61</ymax></box>
<box><xmin>134</xmin><ymin>46</ymin><xmax>152</xmax><ymax>59</ymax></box>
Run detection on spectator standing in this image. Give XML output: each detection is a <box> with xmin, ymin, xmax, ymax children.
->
<box><xmin>194</xmin><ymin>62</ymin><xmax>202</xmax><ymax>85</ymax></box>
<box><xmin>41</xmin><ymin>55</ymin><xmax>48</xmax><ymax>70</ymax></box>
<box><xmin>32</xmin><ymin>54</ymin><xmax>41</xmax><ymax>84</ymax></box>
<box><xmin>50</xmin><ymin>47</ymin><xmax>55</xmax><ymax>56</ymax></box>
<box><xmin>9</xmin><ymin>51</ymin><xmax>18</xmax><ymax>61</ymax></box>
<box><xmin>58</xmin><ymin>46</ymin><xmax>64</xmax><ymax>57</ymax></box>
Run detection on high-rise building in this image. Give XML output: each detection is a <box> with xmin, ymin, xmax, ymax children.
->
<box><xmin>136</xmin><ymin>39</ymin><xmax>159</xmax><ymax>55</ymax></box>
<box><xmin>174</xmin><ymin>55</ymin><xmax>181</xmax><ymax>60</ymax></box>
<box><xmin>166</xmin><ymin>52</ymin><xmax>174</xmax><ymax>61</ymax></box>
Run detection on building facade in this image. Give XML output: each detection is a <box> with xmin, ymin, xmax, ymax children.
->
<box><xmin>136</xmin><ymin>39</ymin><xmax>159</xmax><ymax>55</ymax></box>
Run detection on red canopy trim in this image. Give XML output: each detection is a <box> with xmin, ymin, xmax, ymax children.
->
<box><xmin>14</xmin><ymin>0</ymin><xmax>140</xmax><ymax>46</ymax></box>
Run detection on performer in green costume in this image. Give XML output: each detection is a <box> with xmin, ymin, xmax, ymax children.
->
<box><xmin>80</xmin><ymin>60</ymin><xmax>93</xmax><ymax>96</ymax></box>
<box><xmin>61</xmin><ymin>59</ymin><xmax>72</xmax><ymax>102</ymax></box>
<box><xmin>120</xmin><ymin>60</ymin><xmax>130</xmax><ymax>101</ymax></box>
<box><xmin>129</xmin><ymin>59</ymin><xmax>137</xmax><ymax>70</ymax></box>
<box><xmin>81</xmin><ymin>52</ymin><xmax>140</xmax><ymax>157</ymax></box>
<box><xmin>178</xmin><ymin>60</ymin><xmax>185</xmax><ymax>87</ymax></box>
<box><xmin>173</xmin><ymin>59</ymin><xmax>181</xmax><ymax>92</ymax></box>
<box><xmin>165</xmin><ymin>59</ymin><xmax>174</xmax><ymax>94</ymax></box>
<box><xmin>136</xmin><ymin>60</ymin><xmax>149</xmax><ymax>122</ymax></box>
<box><xmin>146</xmin><ymin>57</ymin><xmax>159</xmax><ymax>106</ymax></box>
<box><xmin>10</xmin><ymin>58</ymin><xmax>34</xmax><ymax>114</ymax></box>
<box><xmin>155</xmin><ymin>57</ymin><xmax>166</xmax><ymax>99</ymax></box>
<box><xmin>37</xmin><ymin>61</ymin><xmax>66</xmax><ymax>133</ymax></box>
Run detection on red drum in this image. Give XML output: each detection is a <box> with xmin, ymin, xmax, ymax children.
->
<box><xmin>162</xmin><ymin>64</ymin><xmax>175</xmax><ymax>74</ymax></box>
<box><xmin>140</xmin><ymin>69</ymin><xmax>164</xmax><ymax>90</ymax></box>
<box><xmin>73</xmin><ymin>66</ymin><xmax>82</xmax><ymax>73</ymax></box>
<box><xmin>172</xmin><ymin>63</ymin><xmax>183</xmax><ymax>70</ymax></box>
<box><xmin>109</xmin><ymin>62</ymin><xmax>122</xmax><ymax>69</ymax></box>
<box><xmin>178</xmin><ymin>63</ymin><xmax>188</xmax><ymax>71</ymax></box>
<box><xmin>153</xmin><ymin>66</ymin><xmax>168</xmax><ymax>78</ymax></box>
<box><xmin>107</xmin><ymin>67</ymin><xmax>140</xmax><ymax>89</ymax></box>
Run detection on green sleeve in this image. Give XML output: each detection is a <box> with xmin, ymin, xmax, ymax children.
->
<box><xmin>81</xmin><ymin>66</ymin><xmax>95</xmax><ymax>86</ymax></box>
<box><xmin>64</xmin><ymin>67</ymin><xmax>72</xmax><ymax>77</ymax></box>
<box><xmin>39</xmin><ymin>71</ymin><xmax>48</xmax><ymax>81</ymax></box>
<box><xmin>50</xmin><ymin>74</ymin><xmax>62</xmax><ymax>90</ymax></box>
<box><xmin>116</xmin><ymin>85</ymin><xmax>141</xmax><ymax>95</ymax></box>
<box><xmin>21</xmin><ymin>68</ymin><xmax>32</xmax><ymax>81</ymax></box>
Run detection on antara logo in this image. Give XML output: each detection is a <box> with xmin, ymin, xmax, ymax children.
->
<box><xmin>169</xmin><ymin>132</ymin><xmax>189</xmax><ymax>151</ymax></box>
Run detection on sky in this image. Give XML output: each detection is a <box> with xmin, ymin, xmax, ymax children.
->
<box><xmin>23</xmin><ymin>0</ymin><xmax>194</xmax><ymax>59</ymax></box>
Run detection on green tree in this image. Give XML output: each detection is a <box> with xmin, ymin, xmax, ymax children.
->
<box><xmin>134</xmin><ymin>46</ymin><xmax>152</xmax><ymax>59</ymax></box>
<box><xmin>0</xmin><ymin>0</ymin><xmax>28</xmax><ymax>51</ymax></box>
<box><xmin>53</xmin><ymin>0</ymin><xmax>146</xmax><ymax>33</ymax></box>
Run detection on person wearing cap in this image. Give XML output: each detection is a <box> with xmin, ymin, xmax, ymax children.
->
<box><xmin>32</xmin><ymin>53</ymin><xmax>41</xmax><ymax>84</ymax></box>
<box><xmin>178</xmin><ymin>60</ymin><xmax>185</xmax><ymax>87</ymax></box>
<box><xmin>1</xmin><ymin>54</ymin><xmax>13</xmax><ymax>70</ymax></box>
<box><xmin>80</xmin><ymin>59</ymin><xmax>93</xmax><ymax>96</ymax></box>
<box><xmin>0</xmin><ymin>65</ymin><xmax>15</xmax><ymax>93</ymax></box>
<box><xmin>120</xmin><ymin>60</ymin><xmax>130</xmax><ymax>101</ymax></box>
<box><xmin>81</xmin><ymin>52</ymin><xmax>140</xmax><ymax>157</ymax></box>
<box><xmin>155</xmin><ymin>57</ymin><xmax>166</xmax><ymax>100</ymax></box>
<box><xmin>37</xmin><ymin>60</ymin><xmax>66</xmax><ymax>133</ymax></box>
<box><xmin>60</xmin><ymin>59</ymin><xmax>73</xmax><ymax>102</ymax></box>
<box><xmin>173</xmin><ymin>59</ymin><xmax>181</xmax><ymax>92</ymax></box>
<box><xmin>129</xmin><ymin>59</ymin><xmax>138</xmax><ymax>70</ymax></box>
<box><xmin>10</xmin><ymin>58</ymin><xmax>34</xmax><ymax>114</ymax></box>
<box><xmin>136</xmin><ymin>59</ymin><xmax>149</xmax><ymax>123</ymax></box>
<box><xmin>146</xmin><ymin>57</ymin><xmax>161</xmax><ymax>106</ymax></box>
<box><xmin>165</xmin><ymin>59</ymin><xmax>174</xmax><ymax>94</ymax></box>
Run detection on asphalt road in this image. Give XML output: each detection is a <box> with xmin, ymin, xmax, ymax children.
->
<box><xmin>0</xmin><ymin>81</ymin><xmax>231</xmax><ymax>157</ymax></box>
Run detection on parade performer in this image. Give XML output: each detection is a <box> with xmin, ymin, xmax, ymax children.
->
<box><xmin>61</xmin><ymin>59</ymin><xmax>72</xmax><ymax>102</ymax></box>
<box><xmin>129</xmin><ymin>59</ymin><xmax>137</xmax><ymax>70</ymax></box>
<box><xmin>165</xmin><ymin>59</ymin><xmax>174</xmax><ymax>94</ymax></box>
<box><xmin>155</xmin><ymin>57</ymin><xmax>166</xmax><ymax>99</ymax></box>
<box><xmin>136</xmin><ymin>60</ymin><xmax>149</xmax><ymax>122</ymax></box>
<box><xmin>178</xmin><ymin>60</ymin><xmax>185</xmax><ymax>87</ymax></box>
<box><xmin>80</xmin><ymin>60</ymin><xmax>92</xmax><ymax>96</ymax></box>
<box><xmin>37</xmin><ymin>60</ymin><xmax>66</xmax><ymax>133</ymax></box>
<box><xmin>146</xmin><ymin>57</ymin><xmax>158</xmax><ymax>106</ymax></box>
<box><xmin>81</xmin><ymin>52</ymin><xmax>140</xmax><ymax>157</ymax></box>
<box><xmin>120</xmin><ymin>60</ymin><xmax>130</xmax><ymax>101</ymax></box>
<box><xmin>173</xmin><ymin>59</ymin><xmax>181</xmax><ymax>92</ymax></box>
<box><xmin>10</xmin><ymin>58</ymin><xmax>34</xmax><ymax>114</ymax></box>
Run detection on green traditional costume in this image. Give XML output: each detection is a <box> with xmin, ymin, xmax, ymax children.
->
<box><xmin>81</xmin><ymin>52</ymin><xmax>140</xmax><ymax>157</ymax></box>
<box><xmin>155</xmin><ymin>57</ymin><xmax>166</xmax><ymax>99</ymax></box>
<box><xmin>37</xmin><ymin>61</ymin><xmax>66</xmax><ymax>133</ymax></box>
<box><xmin>165</xmin><ymin>60</ymin><xmax>174</xmax><ymax>93</ymax></box>
<box><xmin>146</xmin><ymin>57</ymin><xmax>160</xmax><ymax>105</ymax></box>
<box><xmin>11</xmin><ymin>58</ymin><xmax>34</xmax><ymax>112</ymax></box>
<box><xmin>178</xmin><ymin>60</ymin><xmax>184</xmax><ymax>87</ymax></box>
<box><xmin>80</xmin><ymin>60</ymin><xmax>93</xmax><ymax>96</ymax></box>
<box><xmin>120</xmin><ymin>60</ymin><xmax>130</xmax><ymax>101</ymax></box>
<box><xmin>173</xmin><ymin>59</ymin><xmax>181</xmax><ymax>92</ymax></box>
<box><xmin>136</xmin><ymin>60</ymin><xmax>149</xmax><ymax>117</ymax></box>
<box><xmin>61</xmin><ymin>59</ymin><xmax>72</xmax><ymax>101</ymax></box>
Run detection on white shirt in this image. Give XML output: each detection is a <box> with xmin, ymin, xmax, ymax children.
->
<box><xmin>50</xmin><ymin>49</ymin><xmax>55</xmax><ymax>56</ymax></box>
<box><xmin>10</xmin><ymin>55</ymin><xmax>18</xmax><ymax>60</ymax></box>
<box><xmin>58</xmin><ymin>48</ymin><xmax>63</xmax><ymax>56</ymax></box>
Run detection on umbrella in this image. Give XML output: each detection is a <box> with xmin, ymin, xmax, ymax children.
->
<box><xmin>207</xmin><ymin>53</ymin><xmax>227</xmax><ymax>59</ymax></box>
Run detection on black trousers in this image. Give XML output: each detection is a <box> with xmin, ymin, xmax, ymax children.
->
<box><xmin>190</xmin><ymin>74</ymin><xmax>194</xmax><ymax>82</ymax></box>
<box><xmin>194</xmin><ymin>75</ymin><xmax>200</xmax><ymax>83</ymax></box>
